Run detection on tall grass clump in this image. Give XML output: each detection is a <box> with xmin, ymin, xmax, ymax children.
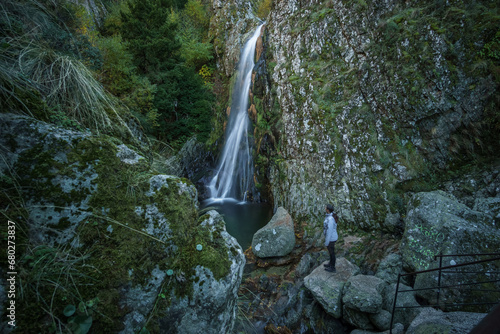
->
<box><xmin>0</xmin><ymin>0</ymin><xmax>133</xmax><ymax>135</ymax></box>
<box><xmin>19</xmin><ymin>46</ymin><xmax>120</xmax><ymax>132</ymax></box>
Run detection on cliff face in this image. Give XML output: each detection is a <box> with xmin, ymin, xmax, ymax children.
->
<box><xmin>210</xmin><ymin>0</ymin><xmax>499</xmax><ymax>229</ymax></box>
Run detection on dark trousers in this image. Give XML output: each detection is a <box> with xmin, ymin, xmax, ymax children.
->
<box><xmin>327</xmin><ymin>241</ymin><xmax>336</xmax><ymax>268</ymax></box>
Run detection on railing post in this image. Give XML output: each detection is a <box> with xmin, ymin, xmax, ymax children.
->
<box><xmin>437</xmin><ymin>254</ymin><xmax>443</xmax><ymax>308</ymax></box>
<box><xmin>389</xmin><ymin>273</ymin><xmax>401</xmax><ymax>334</ymax></box>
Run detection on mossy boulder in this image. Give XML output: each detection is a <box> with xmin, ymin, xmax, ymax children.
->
<box><xmin>400</xmin><ymin>191</ymin><xmax>500</xmax><ymax>310</ymax></box>
<box><xmin>0</xmin><ymin>113</ymin><xmax>244</xmax><ymax>333</ymax></box>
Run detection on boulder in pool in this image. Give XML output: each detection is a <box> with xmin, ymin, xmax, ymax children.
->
<box><xmin>251</xmin><ymin>207</ymin><xmax>295</xmax><ymax>258</ymax></box>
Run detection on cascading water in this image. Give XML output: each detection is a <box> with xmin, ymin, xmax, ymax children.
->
<box><xmin>208</xmin><ymin>24</ymin><xmax>265</xmax><ymax>202</ymax></box>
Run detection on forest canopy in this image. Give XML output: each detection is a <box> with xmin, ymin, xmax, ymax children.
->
<box><xmin>0</xmin><ymin>0</ymin><xmax>215</xmax><ymax>147</ymax></box>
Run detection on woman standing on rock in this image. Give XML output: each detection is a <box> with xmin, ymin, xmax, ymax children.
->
<box><xmin>323</xmin><ymin>204</ymin><xmax>338</xmax><ymax>272</ymax></box>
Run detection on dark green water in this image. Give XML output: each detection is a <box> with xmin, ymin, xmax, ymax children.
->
<box><xmin>202</xmin><ymin>201</ymin><xmax>273</xmax><ymax>250</ymax></box>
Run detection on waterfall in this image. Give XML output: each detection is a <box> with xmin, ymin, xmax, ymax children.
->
<box><xmin>208</xmin><ymin>24</ymin><xmax>264</xmax><ymax>202</ymax></box>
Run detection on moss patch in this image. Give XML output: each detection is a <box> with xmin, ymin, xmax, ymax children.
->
<box><xmin>13</xmin><ymin>129</ymin><xmax>232</xmax><ymax>333</ymax></box>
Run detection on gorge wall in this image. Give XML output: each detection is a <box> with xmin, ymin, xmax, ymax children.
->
<box><xmin>210</xmin><ymin>0</ymin><xmax>499</xmax><ymax>230</ymax></box>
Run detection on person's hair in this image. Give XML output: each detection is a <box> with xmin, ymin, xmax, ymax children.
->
<box><xmin>326</xmin><ymin>204</ymin><xmax>334</xmax><ymax>213</ymax></box>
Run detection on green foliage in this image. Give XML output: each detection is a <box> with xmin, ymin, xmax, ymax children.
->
<box><xmin>178</xmin><ymin>18</ymin><xmax>213</xmax><ymax>69</ymax></box>
<box><xmin>119</xmin><ymin>0</ymin><xmax>215</xmax><ymax>146</ymax></box>
<box><xmin>49</xmin><ymin>106</ymin><xmax>84</xmax><ymax>130</ymax></box>
<box><xmin>94</xmin><ymin>35</ymin><xmax>136</xmax><ymax>96</ymax></box>
<box><xmin>120</xmin><ymin>0</ymin><xmax>180</xmax><ymax>74</ymax></box>
<box><xmin>18</xmin><ymin>244</ymin><xmax>97</xmax><ymax>333</ymax></box>
<box><xmin>0</xmin><ymin>0</ymin><xmax>137</xmax><ymax>138</ymax></box>
<box><xmin>255</xmin><ymin>0</ymin><xmax>272</xmax><ymax>19</ymax></box>
<box><xmin>479</xmin><ymin>31</ymin><xmax>500</xmax><ymax>60</ymax></box>
<box><xmin>184</xmin><ymin>0</ymin><xmax>210</xmax><ymax>30</ymax></box>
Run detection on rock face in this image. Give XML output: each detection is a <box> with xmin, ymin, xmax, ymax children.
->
<box><xmin>304</xmin><ymin>258</ymin><xmax>360</xmax><ymax>318</ymax></box>
<box><xmin>210</xmin><ymin>0</ymin><xmax>500</xmax><ymax>233</ymax></box>
<box><xmin>0</xmin><ymin>114</ymin><xmax>244</xmax><ymax>333</ymax></box>
<box><xmin>262</xmin><ymin>0</ymin><xmax>499</xmax><ymax>231</ymax></box>
<box><xmin>400</xmin><ymin>191</ymin><xmax>500</xmax><ymax>306</ymax></box>
<box><xmin>252</xmin><ymin>207</ymin><xmax>296</xmax><ymax>258</ymax></box>
<box><xmin>159</xmin><ymin>137</ymin><xmax>216</xmax><ymax>200</ymax></box>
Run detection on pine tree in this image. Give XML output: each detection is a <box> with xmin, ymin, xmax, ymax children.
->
<box><xmin>119</xmin><ymin>0</ymin><xmax>213</xmax><ymax>145</ymax></box>
<box><xmin>120</xmin><ymin>0</ymin><xmax>180</xmax><ymax>74</ymax></box>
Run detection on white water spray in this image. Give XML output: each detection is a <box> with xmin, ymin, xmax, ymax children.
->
<box><xmin>208</xmin><ymin>24</ymin><xmax>264</xmax><ymax>202</ymax></box>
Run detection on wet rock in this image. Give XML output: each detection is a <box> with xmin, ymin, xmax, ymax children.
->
<box><xmin>252</xmin><ymin>207</ymin><xmax>296</xmax><ymax>258</ymax></box>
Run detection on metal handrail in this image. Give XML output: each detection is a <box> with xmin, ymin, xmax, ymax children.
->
<box><xmin>389</xmin><ymin>253</ymin><xmax>500</xmax><ymax>333</ymax></box>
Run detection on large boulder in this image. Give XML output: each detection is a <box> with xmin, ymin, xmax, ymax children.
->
<box><xmin>304</xmin><ymin>258</ymin><xmax>360</xmax><ymax>318</ymax></box>
<box><xmin>342</xmin><ymin>275</ymin><xmax>387</xmax><ymax>329</ymax></box>
<box><xmin>343</xmin><ymin>275</ymin><xmax>387</xmax><ymax>314</ymax></box>
<box><xmin>382</xmin><ymin>283</ymin><xmax>421</xmax><ymax>329</ymax></box>
<box><xmin>251</xmin><ymin>207</ymin><xmax>296</xmax><ymax>258</ymax></box>
<box><xmin>157</xmin><ymin>210</ymin><xmax>245</xmax><ymax>333</ymax></box>
<box><xmin>400</xmin><ymin>191</ymin><xmax>500</xmax><ymax>306</ymax></box>
<box><xmin>375</xmin><ymin>253</ymin><xmax>404</xmax><ymax>284</ymax></box>
<box><xmin>406</xmin><ymin>308</ymin><xmax>486</xmax><ymax>334</ymax></box>
<box><xmin>0</xmin><ymin>114</ymin><xmax>245</xmax><ymax>333</ymax></box>
<box><xmin>295</xmin><ymin>251</ymin><xmax>330</xmax><ymax>278</ymax></box>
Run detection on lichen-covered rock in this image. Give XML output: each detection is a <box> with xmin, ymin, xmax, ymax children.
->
<box><xmin>382</xmin><ymin>283</ymin><xmax>421</xmax><ymax>329</ymax></box>
<box><xmin>401</xmin><ymin>191</ymin><xmax>498</xmax><ymax>271</ymax></box>
<box><xmin>251</xmin><ymin>207</ymin><xmax>295</xmax><ymax>258</ymax></box>
<box><xmin>368</xmin><ymin>309</ymin><xmax>392</xmax><ymax>331</ymax></box>
<box><xmin>343</xmin><ymin>305</ymin><xmax>375</xmax><ymax>330</ymax></box>
<box><xmin>400</xmin><ymin>191</ymin><xmax>500</xmax><ymax>307</ymax></box>
<box><xmin>474</xmin><ymin>197</ymin><xmax>500</xmax><ymax>225</ymax></box>
<box><xmin>0</xmin><ymin>114</ymin><xmax>244</xmax><ymax>333</ymax></box>
<box><xmin>209</xmin><ymin>0</ymin><xmax>260</xmax><ymax>77</ymax></box>
<box><xmin>343</xmin><ymin>275</ymin><xmax>386</xmax><ymax>314</ymax></box>
<box><xmin>295</xmin><ymin>251</ymin><xmax>329</xmax><ymax>278</ymax></box>
<box><xmin>304</xmin><ymin>258</ymin><xmax>360</xmax><ymax>318</ymax></box>
<box><xmin>406</xmin><ymin>308</ymin><xmax>486</xmax><ymax>334</ymax></box>
<box><xmin>341</xmin><ymin>274</ymin><xmax>387</xmax><ymax>330</ymax></box>
<box><xmin>375</xmin><ymin>253</ymin><xmax>404</xmax><ymax>284</ymax></box>
<box><xmin>157</xmin><ymin>211</ymin><xmax>245</xmax><ymax>333</ymax></box>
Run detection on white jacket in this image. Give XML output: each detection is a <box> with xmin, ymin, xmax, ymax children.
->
<box><xmin>323</xmin><ymin>213</ymin><xmax>338</xmax><ymax>246</ymax></box>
